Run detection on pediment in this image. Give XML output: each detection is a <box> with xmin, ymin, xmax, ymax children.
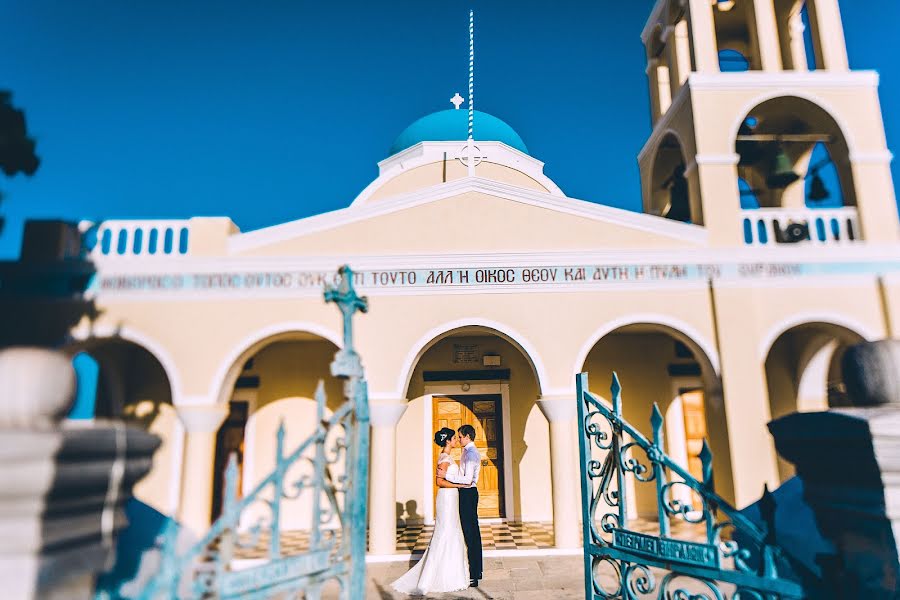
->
<box><xmin>230</xmin><ymin>178</ymin><xmax>705</xmax><ymax>257</ymax></box>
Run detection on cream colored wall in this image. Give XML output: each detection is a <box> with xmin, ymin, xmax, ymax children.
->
<box><xmin>366</xmin><ymin>161</ymin><xmax>549</xmax><ymax>203</ymax></box>
<box><xmin>240</xmin><ymin>191</ymin><xmax>699</xmax><ymax>258</ymax></box>
<box><xmin>240</xmin><ymin>397</ymin><xmax>343</xmax><ymax>531</ymax></box>
<box><xmin>397</xmin><ymin>335</ymin><xmax>550</xmax><ymax>523</ymax></box>
<box><xmin>132</xmin><ymin>403</ymin><xmax>181</xmax><ymax>515</ymax></box>
<box><xmin>242</xmin><ymin>340</ymin><xmax>343</xmax><ymax>411</ymax></box>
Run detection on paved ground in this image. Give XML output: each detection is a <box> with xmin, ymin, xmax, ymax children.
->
<box><xmin>362</xmin><ymin>555</ymin><xmax>587</xmax><ymax>599</ymax></box>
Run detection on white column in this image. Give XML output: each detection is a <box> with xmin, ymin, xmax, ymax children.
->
<box><xmin>176</xmin><ymin>404</ymin><xmax>228</xmax><ymax>536</ymax></box>
<box><xmin>788</xmin><ymin>11</ymin><xmax>809</xmax><ymax>71</ymax></box>
<box><xmin>674</xmin><ymin>20</ymin><xmax>692</xmax><ymax>85</ymax></box>
<box><xmin>809</xmin><ymin>0</ymin><xmax>848</xmax><ymax>71</ymax></box>
<box><xmin>657</xmin><ymin>63</ymin><xmax>673</xmax><ymax>114</ymax></box>
<box><xmin>537</xmin><ymin>396</ymin><xmax>580</xmax><ymax>549</ymax></box>
<box><xmin>753</xmin><ymin>0</ymin><xmax>783</xmax><ymax>71</ymax></box>
<box><xmin>368</xmin><ymin>402</ymin><xmax>408</xmax><ymax>555</ymax></box>
<box><xmin>687</xmin><ymin>0</ymin><xmax>720</xmax><ymax>73</ymax></box>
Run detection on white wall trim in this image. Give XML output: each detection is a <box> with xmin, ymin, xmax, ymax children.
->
<box><xmin>757</xmin><ymin>313</ymin><xmax>882</xmax><ymax>361</ymax></box>
<box><xmin>574</xmin><ymin>313</ymin><xmax>721</xmax><ymax>379</ymax></box>
<box><xmin>690</xmin><ymin>70</ymin><xmax>880</xmax><ymax>91</ymax></box>
<box><xmin>849</xmin><ymin>151</ymin><xmax>894</xmax><ymax>164</ymax></box>
<box><xmin>206</xmin><ymin>321</ymin><xmax>343</xmax><ymax>405</ymax></box>
<box><xmin>69</xmin><ymin>324</ymin><xmax>186</xmax><ymax>406</ymax></box>
<box><xmin>695</xmin><ymin>153</ymin><xmax>741</xmax><ymax>166</ymax></box>
<box><xmin>423</xmin><ymin>382</ymin><xmax>515</xmax><ymax>524</ymax></box>
<box><xmin>396</xmin><ymin>317</ymin><xmax>549</xmax><ymax>399</ymax></box>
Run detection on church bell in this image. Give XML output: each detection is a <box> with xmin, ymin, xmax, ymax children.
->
<box><xmin>766</xmin><ymin>147</ymin><xmax>801</xmax><ymax>189</ymax></box>
<box><xmin>807</xmin><ymin>171</ymin><xmax>830</xmax><ymax>202</ymax></box>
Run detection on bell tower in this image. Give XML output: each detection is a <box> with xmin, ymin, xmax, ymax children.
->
<box><xmin>637</xmin><ymin>0</ymin><xmax>898</xmax><ymax>246</ymax></box>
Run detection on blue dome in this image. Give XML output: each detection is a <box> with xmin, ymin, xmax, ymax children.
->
<box><xmin>389</xmin><ymin>109</ymin><xmax>529</xmax><ymax>156</ymax></box>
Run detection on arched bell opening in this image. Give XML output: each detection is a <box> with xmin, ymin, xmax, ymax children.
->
<box><xmin>650</xmin><ymin>133</ymin><xmax>695</xmax><ymax>224</ymax></box>
<box><xmin>735</xmin><ymin>96</ymin><xmax>855</xmax><ymax>212</ymax></box>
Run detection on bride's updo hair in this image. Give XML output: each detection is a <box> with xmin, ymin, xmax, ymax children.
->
<box><xmin>433</xmin><ymin>427</ymin><xmax>455</xmax><ymax>447</ymax></box>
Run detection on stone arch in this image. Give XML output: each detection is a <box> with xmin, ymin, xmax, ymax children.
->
<box><xmin>208</xmin><ymin>326</ymin><xmax>342</xmax><ymax>522</ymax></box>
<box><xmin>397</xmin><ymin>318</ymin><xmax>548</xmax><ymax>399</ymax></box>
<box><xmin>762</xmin><ymin>317</ymin><xmax>871</xmax><ymax>480</ymax></box>
<box><xmin>64</xmin><ymin>335</ymin><xmax>180</xmax><ymax>514</ymax></box>
<box><xmin>208</xmin><ymin>321</ymin><xmax>342</xmax><ymax>406</ymax></box>
<box><xmin>396</xmin><ymin>320</ymin><xmax>548</xmax><ymax>524</ymax></box>
<box><xmin>577</xmin><ymin>317</ymin><xmax>736</xmax><ymax>508</ymax></box>
<box><xmin>733</xmin><ymin>94</ymin><xmax>857</xmax><ymax>211</ymax></box>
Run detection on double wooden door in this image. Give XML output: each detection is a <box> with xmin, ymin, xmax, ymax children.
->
<box><xmin>432</xmin><ymin>394</ymin><xmax>504</xmax><ymax>518</ymax></box>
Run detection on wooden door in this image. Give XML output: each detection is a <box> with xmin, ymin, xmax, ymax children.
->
<box><xmin>432</xmin><ymin>394</ymin><xmax>504</xmax><ymax>518</ymax></box>
<box><xmin>680</xmin><ymin>389</ymin><xmax>707</xmax><ymax>506</ymax></box>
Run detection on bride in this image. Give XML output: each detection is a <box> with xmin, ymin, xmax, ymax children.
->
<box><xmin>391</xmin><ymin>428</ymin><xmax>470</xmax><ymax>595</ymax></box>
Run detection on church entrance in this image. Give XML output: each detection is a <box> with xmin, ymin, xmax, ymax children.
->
<box><xmin>432</xmin><ymin>394</ymin><xmax>505</xmax><ymax>518</ymax></box>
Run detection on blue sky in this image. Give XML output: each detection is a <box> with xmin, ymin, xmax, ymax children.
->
<box><xmin>0</xmin><ymin>1</ymin><xmax>896</xmax><ymax>258</ymax></box>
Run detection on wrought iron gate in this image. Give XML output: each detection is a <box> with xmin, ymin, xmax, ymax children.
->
<box><xmin>130</xmin><ymin>265</ymin><xmax>370</xmax><ymax>600</ymax></box>
<box><xmin>576</xmin><ymin>372</ymin><xmax>809</xmax><ymax>600</ymax></box>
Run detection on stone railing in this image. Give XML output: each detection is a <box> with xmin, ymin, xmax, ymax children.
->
<box><xmin>81</xmin><ymin>219</ymin><xmax>192</xmax><ymax>259</ymax></box>
<box><xmin>766</xmin><ymin>339</ymin><xmax>900</xmax><ymax>598</ymax></box>
<box><xmin>741</xmin><ymin>207</ymin><xmax>860</xmax><ymax>246</ymax></box>
<box><xmin>0</xmin><ymin>347</ymin><xmax>160</xmax><ymax>599</ymax></box>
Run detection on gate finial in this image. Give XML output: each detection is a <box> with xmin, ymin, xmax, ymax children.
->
<box><xmin>324</xmin><ymin>265</ymin><xmax>368</xmax><ymax>381</ymax></box>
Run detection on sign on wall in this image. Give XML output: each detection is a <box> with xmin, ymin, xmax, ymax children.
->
<box><xmin>84</xmin><ymin>260</ymin><xmax>900</xmax><ymax>297</ymax></box>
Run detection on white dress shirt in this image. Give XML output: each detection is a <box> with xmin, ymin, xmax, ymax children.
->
<box><xmin>446</xmin><ymin>441</ymin><xmax>481</xmax><ymax>488</ymax></box>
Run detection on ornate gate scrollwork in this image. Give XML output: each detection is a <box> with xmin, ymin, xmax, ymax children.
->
<box><xmin>127</xmin><ymin>265</ymin><xmax>370</xmax><ymax>600</ymax></box>
<box><xmin>576</xmin><ymin>372</ymin><xmax>810</xmax><ymax>600</ymax></box>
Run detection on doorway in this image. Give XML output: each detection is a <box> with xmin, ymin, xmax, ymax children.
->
<box><xmin>431</xmin><ymin>394</ymin><xmax>505</xmax><ymax>518</ymax></box>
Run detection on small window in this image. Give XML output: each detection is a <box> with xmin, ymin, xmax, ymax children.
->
<box><xmin>132</xmin><ymin>229</ymin><xmax>143</xmax><ymax>254</ymax></box>
<box><xmin>743</xmin><ymin>218</ymin><xmax>754</xmax><ymax>244</ymax></box>
<box><xmin>148</xmin><ymin>228</ymin><xmax>159</xmax><ymax>254</ymax></box>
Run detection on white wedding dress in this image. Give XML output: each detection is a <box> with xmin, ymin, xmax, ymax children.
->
<box><xmin>391</xmin><ymin>454</ymin><xmax>470</xmax><ymax>595</ymax></box>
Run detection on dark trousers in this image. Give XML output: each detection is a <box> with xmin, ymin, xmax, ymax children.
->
<box><xmin>458</xmin><ymin>487</ymin><xmax>482</xmax><ymax>580</ymax></box>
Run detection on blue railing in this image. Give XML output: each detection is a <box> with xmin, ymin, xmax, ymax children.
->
<box><xmin>131</xmin><ymin>265</ymin><xmax>370</xmax><ymax>600</ymax></box>
<box><xmin>576</xmin><ymin>372</ymin><xmax>808</xmax><ymax>599</ymax></box>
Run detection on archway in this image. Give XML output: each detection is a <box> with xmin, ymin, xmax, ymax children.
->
<box><xmin>398</xmin><ymin>324</ymin><xmax>544</xmax><ymax>526</ymax></box>
<box><xmin>211</xmin><ymin>331</ymin><xmax>341</xmax><ymax>527</ymax></box>
<box><xmin>66</xmin><ymin>338</ymin><xmax>179</xmax><ymax>514</ymax></box>
<box><xmin>764</xmin><ymin>320</ymin><xmax>867</xmax><ymax>480</ymax></box>
<box><xmin>735</xmin><ymin>96</ymin><xmax>855</xmax><ymax>212</ymax></box>
<box><xmin>649</xmin><ymin>133</ymin><xmax>693</xmax><ymax>224</ymax></box>
<box><xmin>579</xmin><ymin>322</ymin><xmax>735</xmax><ymax>513</ymax></box>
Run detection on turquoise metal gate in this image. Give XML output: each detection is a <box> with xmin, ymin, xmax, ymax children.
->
<box><xmin>576</xmin><ymin>372</ymin><xmax>808</xmax><ymax>600</ymax></box>
<box><xmin>131</xmin><ymin>265</ymin><xmax>370</xmax><ymax>600</ymax></box>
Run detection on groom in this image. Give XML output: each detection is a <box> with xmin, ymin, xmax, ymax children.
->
<box><xmin>438</xmin><ymin>424</ymin><xmax>483</xmax><ymax>587</ymax></box>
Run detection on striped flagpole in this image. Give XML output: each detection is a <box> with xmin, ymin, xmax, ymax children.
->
<box><xmin>467</xmin><ymin>9</ymin><xmax>475</xmax><ymax>176</ymax></box>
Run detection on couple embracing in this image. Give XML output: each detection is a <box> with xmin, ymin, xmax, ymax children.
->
<box><xmin>392</xmin><ymin>424</ymin><xmax>483</xmax><ymax>595</ymax></box>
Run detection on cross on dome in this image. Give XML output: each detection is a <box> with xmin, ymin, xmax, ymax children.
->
<box><xmin>450</xmin><ymin>93</ymin><xmax>465</xmax><ymax>110</ymax></box>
